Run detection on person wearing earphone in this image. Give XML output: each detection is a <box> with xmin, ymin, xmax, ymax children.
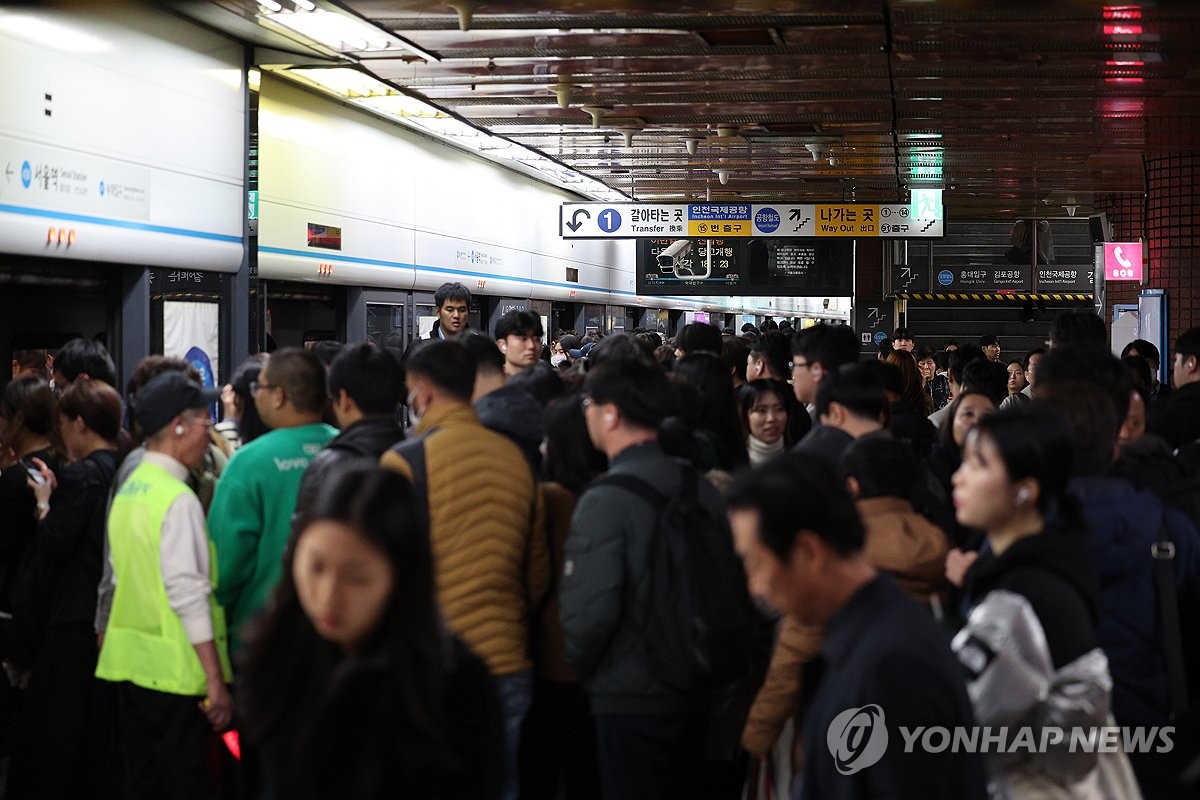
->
<box><xmin>950</xmin><ymin>404</ymin><xmax>1136</xmax><ymax>798</ymax></box>
<box><xmin>95</xmin><ymin>371</ymin><xmax>234</xmax><ymax>799</ymax></box>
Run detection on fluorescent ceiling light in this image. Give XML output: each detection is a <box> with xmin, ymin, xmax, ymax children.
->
<box><xmin>0</xmin><ymin>10</ymin><xmax>111</xmax><ymax>52</ymax></box>
<box><xmin>265</xmin><ymin>9</ymin><xmax>393</xmax><ymax>52</ymax></box>
<box><xmin>278</xmin><ymin>67</ymin><xmax>627</xmax><ymax>202</ymax></box>
<box><xmin>357</xmin><ymin>94</ymin><xmax>447</xmax><ymax>118</ymax></box>
<box><xmin>290</xmin><ymin>67</ymin><xmax>393</xmax><ymax>97</ymax></box>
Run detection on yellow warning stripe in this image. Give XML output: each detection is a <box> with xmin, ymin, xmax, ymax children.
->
<box><xmin>895</xmin><ymin>293</ymin><xmax>1092</xmax><ymax>302</ymax></box>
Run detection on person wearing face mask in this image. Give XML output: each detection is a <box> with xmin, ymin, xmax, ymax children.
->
<box><xmin>95</xmin><ymin>372</ymin><xmax>233</xmax><ymax>799</ymax></box>
<box><xmin>551</xmin><ymin>334</ymin><xmax>581</xmax><ymax>371</ymax></box>
<box><xmin>383</xmin><ymin>340</ymin><xmax>550</xmax><ymax>800</ymax></box>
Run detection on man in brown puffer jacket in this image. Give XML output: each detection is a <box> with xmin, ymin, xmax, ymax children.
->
<box><xmin>382</xmin><ymin>339</ymin><xmax>550</xmax><ymax>800</ymax></box>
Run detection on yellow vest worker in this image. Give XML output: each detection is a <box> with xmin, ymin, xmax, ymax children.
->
<box><xmin>96</xmin><ymin>372</ymin><xmax>234</xmax><ymax>799</ymax></box>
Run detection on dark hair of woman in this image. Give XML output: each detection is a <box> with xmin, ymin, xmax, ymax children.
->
<box><xmin>935</xmin><ymin>388</ymin><xmax>993</xmax><ymax>452</ymax></box>
<box><xmin>671</xmin><ymin>353</ymin><xmax>749</xmax><ymax>469</ymax></box>
<box><xmin>228</xmin><ymin>355</ymin><xmax>270</xmax><ymax>444</ymax></box>
<box><xmin>1</xmin><ymin>376</ymin><xmax>60</xmax><ymax>454</ymax></box>
<box><xmin>886</xmin><ymin>350</ymin><xmax>933</xmax><ymax>416</ymax></box>
<box><xmin>968</xmin><ymin>403</ymin><xmax>1086</xmax><ymax>531</ymax></box>
<box><xmin>541</xmin><ymin>394</ymin><xmax>607</xmax><ymax>494</ymax></box>
<box><xmin>59</xmin><ymin>380</ymin><xmax>123</xmax><ymax>445</ymax></box>
<box><xmin>737</xmin><ymin>379</ymin><xmax>793</xmax><ymax>445</ymax></box>
<box><xmin>238</xmin><ymin>465</ymin><xmax>450</xmax><ymax>792</ymax></box>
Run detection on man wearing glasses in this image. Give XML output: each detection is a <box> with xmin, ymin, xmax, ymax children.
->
<box><xmin>207</xmin><ymin>348</ymin><xmax>336</xmax><ymax>652</ymax></box>
<box><xmin>790</xmin><ymin>323</ymin><xmax>861</xmax><ymax>426</ymax></box>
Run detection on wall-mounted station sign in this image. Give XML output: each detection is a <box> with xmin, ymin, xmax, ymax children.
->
<box><xmin>561</xmin><ymin>194</ymin><xmax>944</xmax><ymax>240</ymax></box>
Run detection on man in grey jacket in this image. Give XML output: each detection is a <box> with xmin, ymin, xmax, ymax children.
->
<box><xmin>560</xmin><ymin>358</ymin><xmax>718</xmax><ymax>800</ymax></box>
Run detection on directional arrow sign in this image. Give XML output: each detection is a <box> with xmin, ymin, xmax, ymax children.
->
<box><xmin>565</xmin><ymin>208</ymin><xmax>591</xmax><ymax>232</ymax></box>
<box><xmin>4</xmin><ymin>162</ymin><xmax>11</xmax><ymax>183</ymax></box>
<box><xmin>561</xmin><ymin>201</ymin><xmax>941</xmax><ymax>238</ymax></box>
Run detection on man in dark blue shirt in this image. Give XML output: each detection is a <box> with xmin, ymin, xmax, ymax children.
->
<box><xmin>726</xmin><ymin>455</ymin><xmax>987</xmax><ymax>800</ymax></box>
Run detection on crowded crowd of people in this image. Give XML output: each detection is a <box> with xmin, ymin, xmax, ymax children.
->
<box><xmin>0</xmin><ymin>281</ymin><xmax>1198</xmax><ymax>800</ymax></box>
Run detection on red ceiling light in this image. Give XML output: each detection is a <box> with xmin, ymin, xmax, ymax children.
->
<box><xmin>1103</xmin><ymin>6</ymin><xmax>1142</xmax><ymax>20</ymax></box>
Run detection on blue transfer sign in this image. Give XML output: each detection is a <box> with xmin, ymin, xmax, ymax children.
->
<box><xmin>20</xmin><ymin>161</ymin><xmax>31</xmax><ymax>189</ymax></box>
<box><xmin>938</xmin><ymin>270</ymin><xmax>955</xmax><ymax>287</ymax></box>
<box><xmin>873</xmin><ymin>331</ymin><xmax>889</xmax><ymax>346</ymax></box>
<box><xmin>597</xmin><ymin>208</ymin><xmax>622</xmax><ymax>233</ymax></box>
<box><xmin>755</xmin><ymin>207</ymin><xmax>781</xmax><ymax>233</ymax></box>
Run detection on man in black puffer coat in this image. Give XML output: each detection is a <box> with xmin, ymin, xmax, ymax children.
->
<box><xmin>294</xmin><ymin>342</ymin><xmax>404</xmax><ymax>526</ymax></box>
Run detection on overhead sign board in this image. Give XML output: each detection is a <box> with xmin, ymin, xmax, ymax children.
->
<box><xmin>562</xmin><ymin>201</ymin><xmax>943</xmax><ymax>239</ymax></box>
<box><xmin>1103</xmin><ymin>241</ymin><xmax>1143</xmax><ymax>282</ymax></box>
<box><xmin>1036</xmin><ymin>265</ymin><xmax>1094</xmax><ymax>293</ymax></box>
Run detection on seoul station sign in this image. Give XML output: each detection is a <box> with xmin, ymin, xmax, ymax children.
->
<box><xmin>560</xmin><ymin>191</ymin><xmax>943</xmax><ymax>240</ymax></box>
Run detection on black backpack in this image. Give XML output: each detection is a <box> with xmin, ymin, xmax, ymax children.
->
<box><xmin>594</xmin><ymin>462</ymin><xmax>755</xmax><ymax>692</ymax></box>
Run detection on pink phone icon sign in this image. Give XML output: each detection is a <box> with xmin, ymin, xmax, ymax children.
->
<box><xmin>1104</xmin><ymin>242</ymin><xmax>1142</xmax><ymax>281</ymax></box>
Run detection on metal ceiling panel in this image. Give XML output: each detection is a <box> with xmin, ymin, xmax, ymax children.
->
<box><xmin>183</xmin><ymin>0</ymin><xmax>1200</xmax><ymax>216</ymax></box>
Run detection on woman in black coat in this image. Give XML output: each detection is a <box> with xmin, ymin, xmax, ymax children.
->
<box><xmin>239</xmin><ymin>464</ymin><xmax>505</xmax><ymax>800</ymax></box>
<box><xmin>6</xmin><ymin>380</ymin><xmax>122</xmax><ymax>799</ymax></box>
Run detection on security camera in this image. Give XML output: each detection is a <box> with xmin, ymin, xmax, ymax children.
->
<box><xmin>657</xmin><ymin>240</ymin><xmax>709</xmax><ymax>279</ymax></box>
<box><xmin>657</xmin><ymin>239</ymin><xmax>692</xmax><ymax>268</ymax></box>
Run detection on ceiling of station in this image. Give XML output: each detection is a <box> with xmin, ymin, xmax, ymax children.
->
<box><xmin>194</xmin><ymin>1</ymin><xmax>1200</xmax><ymax>217</ymax></box>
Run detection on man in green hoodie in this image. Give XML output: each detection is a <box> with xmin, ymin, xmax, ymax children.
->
<box><xmin>207</xmin><ymin>348</ymin><xmax>336</xmax><ymax>649</ymax></box>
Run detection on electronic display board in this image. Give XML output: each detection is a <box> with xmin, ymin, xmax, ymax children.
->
<box><xmin>636</xmin><ymin>238</ymin><xmax>853</xmax><ymax>297</ymax></box>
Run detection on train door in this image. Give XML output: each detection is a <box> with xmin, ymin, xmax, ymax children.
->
<box><xmin>0</xmin><ymin>256</ymin><xmax>117</xmax><ymax>392</ymax></box>
<box><xmin>261</xmin><ymin>280</ymin><xmax>344</xmax><ymax>350</ymax></box>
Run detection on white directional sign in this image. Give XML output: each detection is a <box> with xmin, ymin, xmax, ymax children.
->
<box><xmin>560</xmin><ymin>201</ymin><xmax>943</xmax><ymax>239</ymax></box>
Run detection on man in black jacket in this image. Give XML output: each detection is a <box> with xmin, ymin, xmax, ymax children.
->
<box><xmin>726</xmin><ymin>456</ymin><xmax>987</xmax><ymax>800</ymax></box>
<box><xmin>458</xmin><ymin>332</ymin><xmax>543</xmax><ymax>471</ymax></box>
<box><xmin>560</xmin><ymin>358</ymin><xmax>720</xmax><ymax>800</ymax></box>
<box><xmin>1151</xmin><ymin>326</ymin><xmax>1200</xmax><ymax>449</ymax></box>
<box><xmin>294</xmin><ymin>343</ymin><xmax>404</xmax><ymax>524</ymax></box>
<box><xmin>402</xmin><ymin>282</ymin><xmax>472</xmax><ymax>362</ymax></box>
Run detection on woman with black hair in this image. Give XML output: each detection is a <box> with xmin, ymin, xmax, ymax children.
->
<box><xmin>737</xmin><ymin>379</ymin><xmax>793</xmax><ymax>466</ymax></box>
<box><xmin>671</xmin><ymin>353</ymin><xmax>749</xmax><ymax>471</ymax></box>
<box><xmin>0</xmin><ymin>377</ymin><xmax>62</xmax><ymax>637</ymax></box>
<box><xmin>7</xmin><ymin>380</ymin><xmax>122</xmax><ymax>798</ymax></box>
<box><xmin>215</xmin><ymin>354</ymin><xmax>269</xmax><ymax>451</ymax></box>
<box><xmin>239</xmin><ymin>465</ymin><xmax>504</xmax><ymax>800</ymax></box>
<box><xmin>951</xmin><ymin>405</ymin><xmax>1138</xmax><ymax>798</ymax></box>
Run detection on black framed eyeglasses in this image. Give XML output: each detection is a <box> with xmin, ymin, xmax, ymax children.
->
<box><xmin>249</xmin><ymin>381</ymin><xmax>277</xmax><ymax>394</ymax></box>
